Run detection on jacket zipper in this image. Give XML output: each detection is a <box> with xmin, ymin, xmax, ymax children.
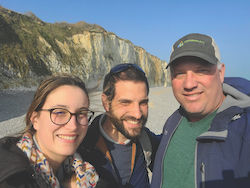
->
<box><xmin>98</xmin><ymin>145</ymin><xmax>136</xmax><ymax>185</ymax></box>
<box><xmin>160</xmin><ymin>118</ymin><xmax>183</xmax><ymax>188</ymax></box>
<box><xmin>105</xmin><ymin>153</ymin><xmax>121</xmax><ymax>183</ymax></box>
<box><xmin>195</xmin><ymin>143</ymin><xmax>198</xmax><ymax>188</ymax></box>
<box><xmin>127</xmin><ymin>147</ymin><xmax>136</xmax><ymax>184</ymax></box>
<box><xmin>200</xmin><ymin>162</ymin><xmax>206</xmax><ymax>188</ymax></box>
<box><xmin>195</xmin><ymin>141</ymin><xmax>205</xmax><ymax>188</ymax></box>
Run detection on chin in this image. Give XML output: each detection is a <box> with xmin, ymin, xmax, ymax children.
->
<box><xmin>61</xmin><ymin>151</ymin><xmax>76</xmax><ymax>157</ymax></box>
<box><xmin>184</xmin><ymin>105</ymin><xmax>203</xmax><ymax>113</ymax></box>
<box><xmin>129</xmin><ymin>129</ymin><xmax>142</xmax><ymax>139</ymax></box>
<box><xmin>60</xmin><ymin>147</ymin><xmax>78</xmax><ymax>156</ymax></box>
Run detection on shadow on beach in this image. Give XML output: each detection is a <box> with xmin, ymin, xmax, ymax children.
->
<box><xmin>0</xmin><ymin>90</ymin><xmax>35</xmax><ymax>122</ymax></box>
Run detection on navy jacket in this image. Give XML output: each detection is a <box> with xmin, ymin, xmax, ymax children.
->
<box><xmin>79</xmin><ymin>114</ymin><xmax>160</xmax><ymax>188</ymax></box>
<box><xmin>0</xmin><ymin>137</ymin><xmax>50</xmax><ymax>188</ymax></box>
<box><xmin>151</xmin><ymin>78</ymin><xmax>250</xmax><ymax>188</ymax></box>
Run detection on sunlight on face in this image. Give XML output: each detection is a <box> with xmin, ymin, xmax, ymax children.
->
<box><xmin>107</xmin><ymin>81</ymin><xmax>148</xmax><ymax>140</ymax></box>
<box><xmin>32</xmin><ymin>85</ymin><xmax>89</xmax><ymax>162</ymax></box>
<box><xmin>171</xmin><ymin>57</ymin><xmax>225</xmax><ymax>122</ymax></box>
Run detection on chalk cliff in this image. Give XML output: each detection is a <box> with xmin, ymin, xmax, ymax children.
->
<box><xmin>0</xmin><ymin>6</ymin><xmax>169</xmax><ymax>90</ymax></box>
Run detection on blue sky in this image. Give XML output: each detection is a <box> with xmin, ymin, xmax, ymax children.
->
<box><xmin>1</xmin><ymin>0</ymin><xmax>250</xmax><ymax>79</ymax></box>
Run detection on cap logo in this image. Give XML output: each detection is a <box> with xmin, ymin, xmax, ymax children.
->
<box><xmin>177</xmin><ymin>41</ymin><xmax>184</xmax><ymax>48</ymax></box>
<box><xmin>177</xmin><ymin>39</ymin><xmax>205</xmax><ymax>48</ymax></box>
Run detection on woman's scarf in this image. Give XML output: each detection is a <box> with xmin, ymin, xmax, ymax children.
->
<box><xmin>16</xmin><ymin>133</ymin><xmax>98</xmax><ymax>188</ymax></box>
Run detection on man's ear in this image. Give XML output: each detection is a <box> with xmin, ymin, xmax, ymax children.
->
<box><xmin>219</xmin><ymin>63</ymin><xmax>225</xmax><ymax>83</ymax></box>
<box><xmin>101</xmin><ymin>93</ymin><xmax>110</xmax><ymax>112</ymax></box>
<box><xmin>30</xmin><ymin>111</ymin><xmax>39</xmax><ymax>131</ymax></box>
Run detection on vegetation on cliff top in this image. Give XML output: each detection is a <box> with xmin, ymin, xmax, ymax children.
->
<box><xmin>0</xmin><ymin>6</ymin><xmax>108</xmax><ymax>88</ymax></box>
<box><xmin>0</xmin><ymin>6</ymin><xmax>167</xmax><ymax>90</ymax></box>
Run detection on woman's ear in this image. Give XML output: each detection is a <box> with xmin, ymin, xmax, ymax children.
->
<box><xmin>101</xmin><ymin>93</ymin><xmax>110</xmax><ymax>112</ymax></box>
<box><xmin>30</xmin><ymin>111</ymin><xmax>39</xmax><ymax>131</ymax></box>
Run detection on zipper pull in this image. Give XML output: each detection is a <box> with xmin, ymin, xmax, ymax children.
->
<box><xmin>200</xmin><ymin>162</ymin><xmax>206</xmax><ymax>188</ymax></box>
<box><xmin>200</xmin><ymin>162</ymin><xmax>205</xmax><ymax>173</ymax></box>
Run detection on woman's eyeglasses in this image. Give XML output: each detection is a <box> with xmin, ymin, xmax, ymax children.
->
<box><xmin>39</xmin><ymin>108</ymin><xmax>94</xmax><ymax>126</ymax></box>
<box><xmin>110</xmin><ymin>63</ymin><xmax>145</xmax><ymax>75</ymax></box>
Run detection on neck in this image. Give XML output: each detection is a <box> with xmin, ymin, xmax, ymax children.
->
<box><xmin>46</xmin><ymin>156</ymin><xmax>65</xmax><ymax>174</ymax></box>
<box><xmin>102</xmin><ymin>118</ymin><xmax>128</xmax><ymax>144</ymax></box>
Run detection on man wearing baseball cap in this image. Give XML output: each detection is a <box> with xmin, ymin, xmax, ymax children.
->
<box><xmin>151</xmin><ymin>33</ymin><xmax>250</xmax><ymax>188</ymax></box>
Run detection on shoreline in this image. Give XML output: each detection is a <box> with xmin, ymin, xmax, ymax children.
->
<box><xmin>0</xmin><ymin>86</ymin><xmax>179</xmax><ymax>138</ymax></box>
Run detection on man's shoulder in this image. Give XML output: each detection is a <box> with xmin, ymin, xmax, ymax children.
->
<box><xmin>224</xmin><ymin>77</ymin><xmax>250</xmax><ymax>96</ymax></box>
<box><xmin>89</xmin><ymin>114</ymin><xmax>103</xmax><ymax>130</ymax></box>
<box><xmin>142</xmin><ymin>127</ymin><xmax>161</xmax><ymax>144</ymax></box>
<box><xmin>142</xmin><ymin>127</ymin><xmax>154</xmax><ymax>136</ymax></box>
<box><xmin>79</xmin><ymin>114</ymin><xmax>103</xmax><ymax>150</ymax></box>
<box><xmin>223</xmin><ymin>106</ymin><xmax>250</xmax><ymax>141</ymax></box>
<box><xmin>244</xmin><ymin>106</ymin><xmax>250</xmax><ymax>123</ymax></box>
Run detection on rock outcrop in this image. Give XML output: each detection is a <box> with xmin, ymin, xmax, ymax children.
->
<box><xmin>0</xmin><ymin>6</ymin><xmax>168</xmax><ymax>90</ymax></box>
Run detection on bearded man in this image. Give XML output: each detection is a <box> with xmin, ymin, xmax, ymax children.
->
<box><xmin>78</xmin><ymin>63</ymin><xmax>160</xmax><ymax>188</ymax></box>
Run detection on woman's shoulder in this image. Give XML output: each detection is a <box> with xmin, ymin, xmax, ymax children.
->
<box><xmin>0</xmin><ymin>136</ymin><xmax>30</xmax><ymax>174</ymax></box>
<box><xmin>0</xmin><ymin>136</ymin><xmax>28</xmax><ymax>165</ymax></box>
<box><xmin>0</xmin><ymin>136</ymin><xmax>20</xmax><ymax>151</ymax></box>
<box><xmin>0</xmin><ymin>136</ymin><xmax>38</xmax><ymax>187</ymax></box>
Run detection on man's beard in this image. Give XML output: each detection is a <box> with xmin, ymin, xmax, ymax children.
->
<box><xmin>107</xmin><ymin>106</ymin><xmax>147</xmax><ymax>140</ymax></box>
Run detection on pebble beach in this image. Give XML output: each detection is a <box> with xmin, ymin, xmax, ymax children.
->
<box><xmin>0</xmin><ymin>86</ymin><xmax>179</xmax><ymax>138</ymax></box>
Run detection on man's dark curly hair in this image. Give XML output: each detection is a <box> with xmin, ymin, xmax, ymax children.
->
<box><xmin>103</xmin><ymin>63</ymin><xmax>149</xmax><ymax>101</ymax></box>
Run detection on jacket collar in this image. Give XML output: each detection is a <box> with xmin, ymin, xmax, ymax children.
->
<box><xmin>0</xmin><ymin>137</ymin><xmax>32</xmax><ymax>182</ymax></box>
<box><xmin>196</xmin><ymin>106</ymin><xmax>244</xmax><ymax>141</ymax></box>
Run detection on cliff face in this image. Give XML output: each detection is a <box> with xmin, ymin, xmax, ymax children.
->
<box><xmin>0</xmin><ymin>6</ymin><xmax>168</xmax><ymax>90</ymax></box>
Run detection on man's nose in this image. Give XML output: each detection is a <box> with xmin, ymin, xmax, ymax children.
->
<box><xmin>130</xmin><ymin>103</ymin><xmax>143</xmax><ymax>119</ymax></box>
<box><xmin>183</xmin><ymin>71</ymin><xmax>198</xmax><ymax>90</ymax></box>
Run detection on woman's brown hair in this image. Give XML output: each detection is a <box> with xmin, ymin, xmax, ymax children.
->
<box><xmin>24</xmin><ymin>74</ymin><xmax>89</xmax><ymax>134</ymax></box>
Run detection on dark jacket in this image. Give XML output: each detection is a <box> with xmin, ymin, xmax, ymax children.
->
<box><xmin>78</xmin><ymin>114</ymin><xmax>160</xmax><ymax>188</ymax></box>
<box><xmin>0</xmin><ymin>137</ymin><xmax>50</xmax><ymax>188</ymax></box>
<box><xmin>151</xmin><ymin>78</ymin><xmax>250</xmax><ymax>188</ymax></box>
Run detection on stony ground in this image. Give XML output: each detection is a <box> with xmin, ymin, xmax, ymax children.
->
<box><xmin>0</xmin><ymin>87</ymin><xmax>179</xmax><ymax>138</ymax></box>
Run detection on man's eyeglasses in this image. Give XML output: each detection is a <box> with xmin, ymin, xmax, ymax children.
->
<box><xmin>39</xmin><ymin>108</ymin><xmax>94</xmax><ymax>126</ymax></box>
<box><xmin>110</xmin><ymin>63</ymin><xmax>145</xmax><ymax>75</ymax></box>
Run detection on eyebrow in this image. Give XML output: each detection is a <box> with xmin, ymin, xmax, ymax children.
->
<box><xmin>79</xmin><ymin>107</ymin><xmax>90</xmax><ymax>110</ymax></box>
<box><xmin>49</xmin><ymin>105</ymin><xmax>89</xmax><ymax>110</ymax></box>
<box><xmin>141</xmin><ymin>98</ymin><xmax>149</xmax><ymax>103</ymax></box>
<box><xmin>50</xmin><ymin>104</ymin><xmax>68</xmax><ymax>108</ymax></box>
<box><xmin>118</xmin><ymin>98</ymin><xmax>149</xmax><ymax>103</ymax></box>
<box><xmin>118</xmin><ymin>99</ymin><xmax>132</xmax><ymax>103</ymax></box>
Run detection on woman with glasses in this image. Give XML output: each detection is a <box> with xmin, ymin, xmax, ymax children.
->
<box><xmin>0</xmin><ymin>74</ymin><xmax>99</xmax><ymax>188</ymax></box>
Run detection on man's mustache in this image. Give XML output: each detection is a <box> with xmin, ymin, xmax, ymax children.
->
<box><xmin>121</xmin><ymin>115</ymin><xmax>147</xmax><ymax>124</ymax></box>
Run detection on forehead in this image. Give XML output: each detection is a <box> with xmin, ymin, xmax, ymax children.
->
<box><xmin>171</xmin><ymin>56</ymin><xmax>215</xmax><ymax>70</ymax></box>
<box><xmin>114</xmin><ymin>80</ymin><xmax>148</xmax><ymax>99</ymax></box>
<box><xmin>44</xmin><ymin>85</ymin><xmax>88</xmax><ymax>106</ymax></box>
